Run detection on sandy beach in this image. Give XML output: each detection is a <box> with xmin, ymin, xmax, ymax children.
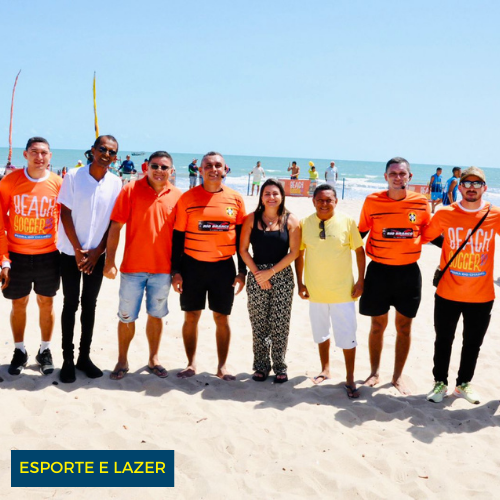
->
<box><xmin>1</xmin><ymin>194</ymin><xmax>500</xmax><ymax>499</ymax></box>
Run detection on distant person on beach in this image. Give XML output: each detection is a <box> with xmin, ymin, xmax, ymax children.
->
<box><xmin>358</xmin><ymin>157</ymin><xmax>431</xmax><ymax>395</ymax></box>
<box><xmin>249</xmin><ymin>161</ymin><xmax>265</xmax><ymax>195</ymax></box>
<box><xmin>61</xmin><ymin>167</ymin><xmax>67</xmax><ymax>178</ymax></box>
<box><xmin>308</xmin><ymin>163</ymin><xmax>319</xmax><ymax>180</ymax></box>
<box><xmin>85</xmin><ymin>149</ymin><xmax>93</xmax><ymax>165</ymax></box>
<box><xmin>57</xmin><ymin>135</ymin><xmax>122</xmax><ymax>383</ymax></box>
<box><xmin>325</xmin><ymin>161</ymin><xmax>338</xmax><ymax>187</ymax></box>
<box><xmin>442</xmin><ymin>167</ymin><xmax>461</xmax><ymax>206</ymax></box>
<box><xmin>240</xmin><ymin>179</ymin><xmax>300</xmax><ymax>383</ymax></box>
<box><xmin>104</xmin><ymin>151</ymin><xmax>182</xmax><ymax>380</ymax></box>
<box><xmin>296</xmin><ymin>184</ymin><xmax>365</xmax><ymax>398</ymax></box>
<box><xmin>75</xmin><ymin>160</ymin><xmax>84</xmax><ymax>169</ymax></box>
<box><xmin>171</xmin><ymin>151</ymin><xmax>246</xmax><ymax>380</ymax></box>
<box><xmin>0</xmin><ymin>137</ymin><xmax>62</xmax><ymax>376</ymax></box>
<box><xmin>120</xmin><ymin>155</ymin><xmax>136</xmax><ymax>175</ymax></box>
<box><xmin>223</xmin><ymin>165</ymin><xmax>230</xmax><ymax>184</ymax></box>
<box><xmin>288</xmin><ymin>161</ymin><xmax>300</xmax><ymax>180</ymax></box>
<box><xmin>427</xmin><ymin>167</ymin><xmax>443</xmax><ymax>213</ymax></box>
<box><xmin>141</xmin><ymin>158</ymin><xmax>149</xmax><ymax>174</ymax></box>
<box><xmin>188</xmin><ymin>159</ymin><xmax>198</xmax><ymax>189</ymax></box>
<box><xmin>424</xmin><ymin>167</ymin><xmax>500</xmax><ymax>405</ymax></box>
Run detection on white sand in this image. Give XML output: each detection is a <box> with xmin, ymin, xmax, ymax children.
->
<box><xmin>1</xmin><ymin>194</ymin><xmax>500</xmax><ymax>499</ymax></box>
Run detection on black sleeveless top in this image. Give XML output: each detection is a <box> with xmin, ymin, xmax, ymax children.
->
<box><xmin>250</xmin><ymin>214</ymin><xmax>290</xmax><ymax>265</ymax></box>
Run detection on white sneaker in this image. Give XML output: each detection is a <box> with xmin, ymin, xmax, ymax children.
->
<box><xmin>454</xmin><ymin>383</ymin><xmax>480</xmax><ymax>404</ymax></box>
<box><xmin>426</xmin><ymin>381</ymin><xmax>448</xmax><ymax>403</ymax></box>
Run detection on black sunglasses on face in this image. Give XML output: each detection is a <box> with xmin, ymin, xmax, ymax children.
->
<box><xmin>319</xmin><ymin>220</ymin><xmax>326</xmax><ymax>240</ymax></box>
<box><xmin>97</xmin><ymin>146</ymin><xmax>117</xmax><ymax>156</ymax></box>
<box><xmin>149</xmin><ymin>163</ymin><xmax>170</xmax><ymax>171</ymax></box>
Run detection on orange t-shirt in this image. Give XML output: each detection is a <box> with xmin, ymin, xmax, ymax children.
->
<box><xmin>358</xmin><ymin>190</ymin><xmax>431</xmax><ymax>265</ymax></box>
<box><xmin>0</xmin><ymin>204</ymin><xmax>7</xmax><ymax>262</ymax></box>
<box><xmin>110</xmin><ymin>177</ymin><xmax>182</xmax><ymax>274</ymax></box>
<box><xmin>0</xmin><ymin>169</ymin><xmax>62</xmax><ymax>255</ymax></box>
<box><xmin>174</xmin><ymin>185</ymin><xmax>246</xmax><ymax>262</ymax></box>
<box><xmin>422</xmin><ymin>202</ymin><xmax>500</xmax><ymax>302</ymax></box>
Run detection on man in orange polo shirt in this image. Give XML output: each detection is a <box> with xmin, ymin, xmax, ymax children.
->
<box><xmin>358</xmin><ymin>157</ymin><xmax>431</xmax><ymax>395</ymax></box>
<box><xmin>424</xmin><ymin>167</ymin><xmax>500</xmax><ymax>405</ymax></box>
<box><xmin>171</xmin><ymin>151</ymin><xmax>246</xmax><ymax>380</ymax></box>
<box><xmin>103</xmin><ymin>151</ymin><xmax>182</xmax><ymax>380</ymax></box>
<box><xmin>0</xmin><ymin>137</ymin><xmax>62</xmax><ymax>376</ymax></box>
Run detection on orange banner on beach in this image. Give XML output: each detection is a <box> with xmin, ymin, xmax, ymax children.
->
<box><xmin>408</xmin><ymin>184</ymin><xmax>430</xmax><ymax>200</ymax></box>
<box><xmin>279</xmin><ymin>178</ymin><xmax>318</xmax><ymax>197</ymax></box>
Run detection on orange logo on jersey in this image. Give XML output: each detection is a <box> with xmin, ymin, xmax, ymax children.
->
<box><xmin>408</xmin><ymin>212</ymin><xmax>416</xmax><ymax>223</ymax></box>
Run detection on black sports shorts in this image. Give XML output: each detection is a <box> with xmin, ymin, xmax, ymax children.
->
<box><xmin>359</xmin><ymin>261</ymin><xmax>422</xmax><ymax>319</ymax></box>
<box><xmin>2</xmin><ymin>250</ymin><xmax>61</xmax><ymax>300</ymax></box>
<box><xmin>180</xmin><ymin>255</ymin><xmax>236</xmax><ymax>315</ymax></box>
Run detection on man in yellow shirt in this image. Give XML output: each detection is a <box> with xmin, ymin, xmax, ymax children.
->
<box><xmin>295</xmin><ymin>184</ymin><xmax>365</xmax><ymax>398</ymax></box>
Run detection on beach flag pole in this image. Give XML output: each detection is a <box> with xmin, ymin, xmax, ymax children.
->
<box><xmin>93</xmin><ymin>72</ymin><xmax>99</xmax><ymax>138</ymax></box>
<box><xmin>7</xmin><ymin>70</ymin><xmax>21</xmax><ymax>164</ymax></box>
<box><xmin>342</xmin><ymin>177</ymin><xmax>345</xmax><ymax>200</ymax></box>
<box><xmin>247</xmin><ymin>173</ymin><xmax>251</xmax><ymax>195</ymax></box>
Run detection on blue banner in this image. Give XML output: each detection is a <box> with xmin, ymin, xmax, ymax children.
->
<box><xmin>11</xmin><ymin>450</ymin><xmax>174</xmax><ymax>487</ymax></box>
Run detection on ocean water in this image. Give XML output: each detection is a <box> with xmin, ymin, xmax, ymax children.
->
<box><xmin>2</xmin><ymin>147</ymin><xmax>500</xmax><ymax>204</ymax></box>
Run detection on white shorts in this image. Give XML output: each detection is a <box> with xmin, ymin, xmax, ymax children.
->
<box><xmin>309</xmin><ymin>301</ymin><xmax>357</xmax><ymax>349</ymax></box>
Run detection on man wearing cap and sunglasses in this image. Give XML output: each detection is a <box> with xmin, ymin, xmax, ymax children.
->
<box><xmin>104</xmin><ymin>151</ymin><xmax>181</xmax><ymax>380</ymax></box>
<box><xmin>57</xmin><ymin>135</ymin><xmax>122</xmax><ymax>383</ymax></box>
<box><xmin>424</xmin><ymin>166</ymin><xmax>500</xmax><ymax>405</ymax></box>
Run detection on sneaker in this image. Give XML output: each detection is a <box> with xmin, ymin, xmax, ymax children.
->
<box><xmin>426</xmin><ymin>381</ymin><xmax>448</xmax><ymax>403</ymax></box>
<box><xmin>8</xmin><ymin>348</ymin><xmax>28</xmax><ymax>375</ymax></box>
<box><xmin>454</xmin><ymin>382</ymin><xmax>480</xmax><ymax>404</ymax></box>
<box><xmin>35</xmin><ymin>348</ymin><xmax>54</xmax><ymax>375</ymax></box>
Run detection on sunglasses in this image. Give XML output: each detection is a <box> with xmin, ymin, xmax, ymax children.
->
<box><xmin>149</xmin><ymin>163</ymin><xmax>170</xmax><ymax>171</ymax></box>
<box><xmin>319</xmin><ymin>220</ymin><xmax>326</xmax><ymax>240</ymax></box>
<box><xmin>460</xmin><ymin>181</ymin><xmax>485</xmax><ymax>189</ymax></box>
<box><xmin>97</xmin><ymin>146</ymin><xmax>117</xmax><ymax>156</ymax></box>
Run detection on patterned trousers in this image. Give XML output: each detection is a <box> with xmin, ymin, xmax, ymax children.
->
<box><xmin>247</xmin><ymin>264</ymin><xmax>294</xmax><ymax>374</ymax></box>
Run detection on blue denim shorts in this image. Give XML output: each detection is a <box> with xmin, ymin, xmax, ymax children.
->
<box><xmin>118</xmin><ymin>273</ymin><xmax>171</xmax><ymax>322</ymax></box>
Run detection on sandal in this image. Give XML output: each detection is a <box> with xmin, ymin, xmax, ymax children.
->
<box><xmin>274</xmin><ymin>372</ymin><xmax>288</xmax><ymax>384</ymax></box>
<box><xmin>252</xmin><ymin>369</ymin><xmax>269</xmax><ymax>382</ymax></box>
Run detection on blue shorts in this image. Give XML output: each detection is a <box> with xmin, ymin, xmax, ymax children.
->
<box><xmin>118</xmin><ymin>273</ymin><xmax>171</xmax><ymax>323</ymax></box>
<box><xmin>431</xmin><ymin>192</ymin><xmax>442</xmax><ymax>201</ymax></box>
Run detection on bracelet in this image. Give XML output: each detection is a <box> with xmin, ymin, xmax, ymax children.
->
<box><xmin>271</xmin><ymin>267</ymin><xmax>276</xmax><ymax>275</ymax></box>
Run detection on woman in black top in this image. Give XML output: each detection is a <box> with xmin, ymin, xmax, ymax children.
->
<box><xmin>240</xmin><ymin>179</ymin><xmax>300</xmax><ymax>383</ymax></box>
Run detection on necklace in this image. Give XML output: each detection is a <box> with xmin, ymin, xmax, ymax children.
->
<box><xmin>263</xmin><ymin>214</ymin><xmax>279</xmax><ymax>231</ymax></box>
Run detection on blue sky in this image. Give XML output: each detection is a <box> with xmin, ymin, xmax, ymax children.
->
<box><xmin>2</xmin><ymin>0</ymin><xmax>500</xmax><ymax>166</ymax></box>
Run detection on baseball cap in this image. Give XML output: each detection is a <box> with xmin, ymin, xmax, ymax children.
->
<box><xmin>460</xmin><ymin>166</ymin><xmax>486</xmax><ymax>183</ymax></box>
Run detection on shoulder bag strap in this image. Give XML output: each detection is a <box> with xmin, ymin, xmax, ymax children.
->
<box><xmin>441</xmin><ymin>204</ymin><xmax>491</xmax><ymax>276</ymax></box>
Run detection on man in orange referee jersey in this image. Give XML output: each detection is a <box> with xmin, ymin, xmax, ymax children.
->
<box><xmin>171</xmin><ymin>151</ymin><xmax>246</xmax><ymax>380</ymax></box>
<box><xmin>358</xmin><ymin>157</ymin><xmax>431</xmax><ymax>395</ymax></box>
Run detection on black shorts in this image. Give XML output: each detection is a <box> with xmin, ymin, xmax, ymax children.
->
<box><xmin>359</xmin><ymin>261</ymin><xmax>422</xmax><ymax>319</ymax></box>
<box><xmin>2</xmin><ymin>250</ymin><xmax>61</xmax><ymax>300</ymax></box>
<box><xmin>180</xmin><ymin>255</ymin><xmax>236</xmax><ymax>315</ymax></box>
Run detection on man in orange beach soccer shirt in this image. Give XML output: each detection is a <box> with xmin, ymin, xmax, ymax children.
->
<box><xmin>0</xmin><ymin>137</ymin><xmax>62</xmax><ymax>377</ymax></box>
<box><xmin>358</xmin><ymin>157</ymin><xmax>431</xmax><ymax>396</ymax></box>
<box><xmin>171</xmin><ymin>151</ymin><xmax>246</xmax><ymax>381</ymax></box>
<box><xmin>423</xmin><ymin>167</ymin><xmax>500</xmax><ymax>406</ymax></box>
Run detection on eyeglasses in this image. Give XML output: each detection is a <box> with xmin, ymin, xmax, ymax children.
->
<box><xmin>319</xmin><ymin>220</ymin><xmax>326</xmax><ymax>240</ymax></box>
<box><xmin>97</xmin><ymin>146</ymin><xmax>117</xmax><ymax>156</ymax></box>
<box><xmin>460</xmin><ymin>181</ymin><xmax>485</xmax><ymax>189</ymax></box>
<box><xmin>149</xmin><ymin>163</ymin><xmax>170</xmax><ymax>171</ymax></box>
